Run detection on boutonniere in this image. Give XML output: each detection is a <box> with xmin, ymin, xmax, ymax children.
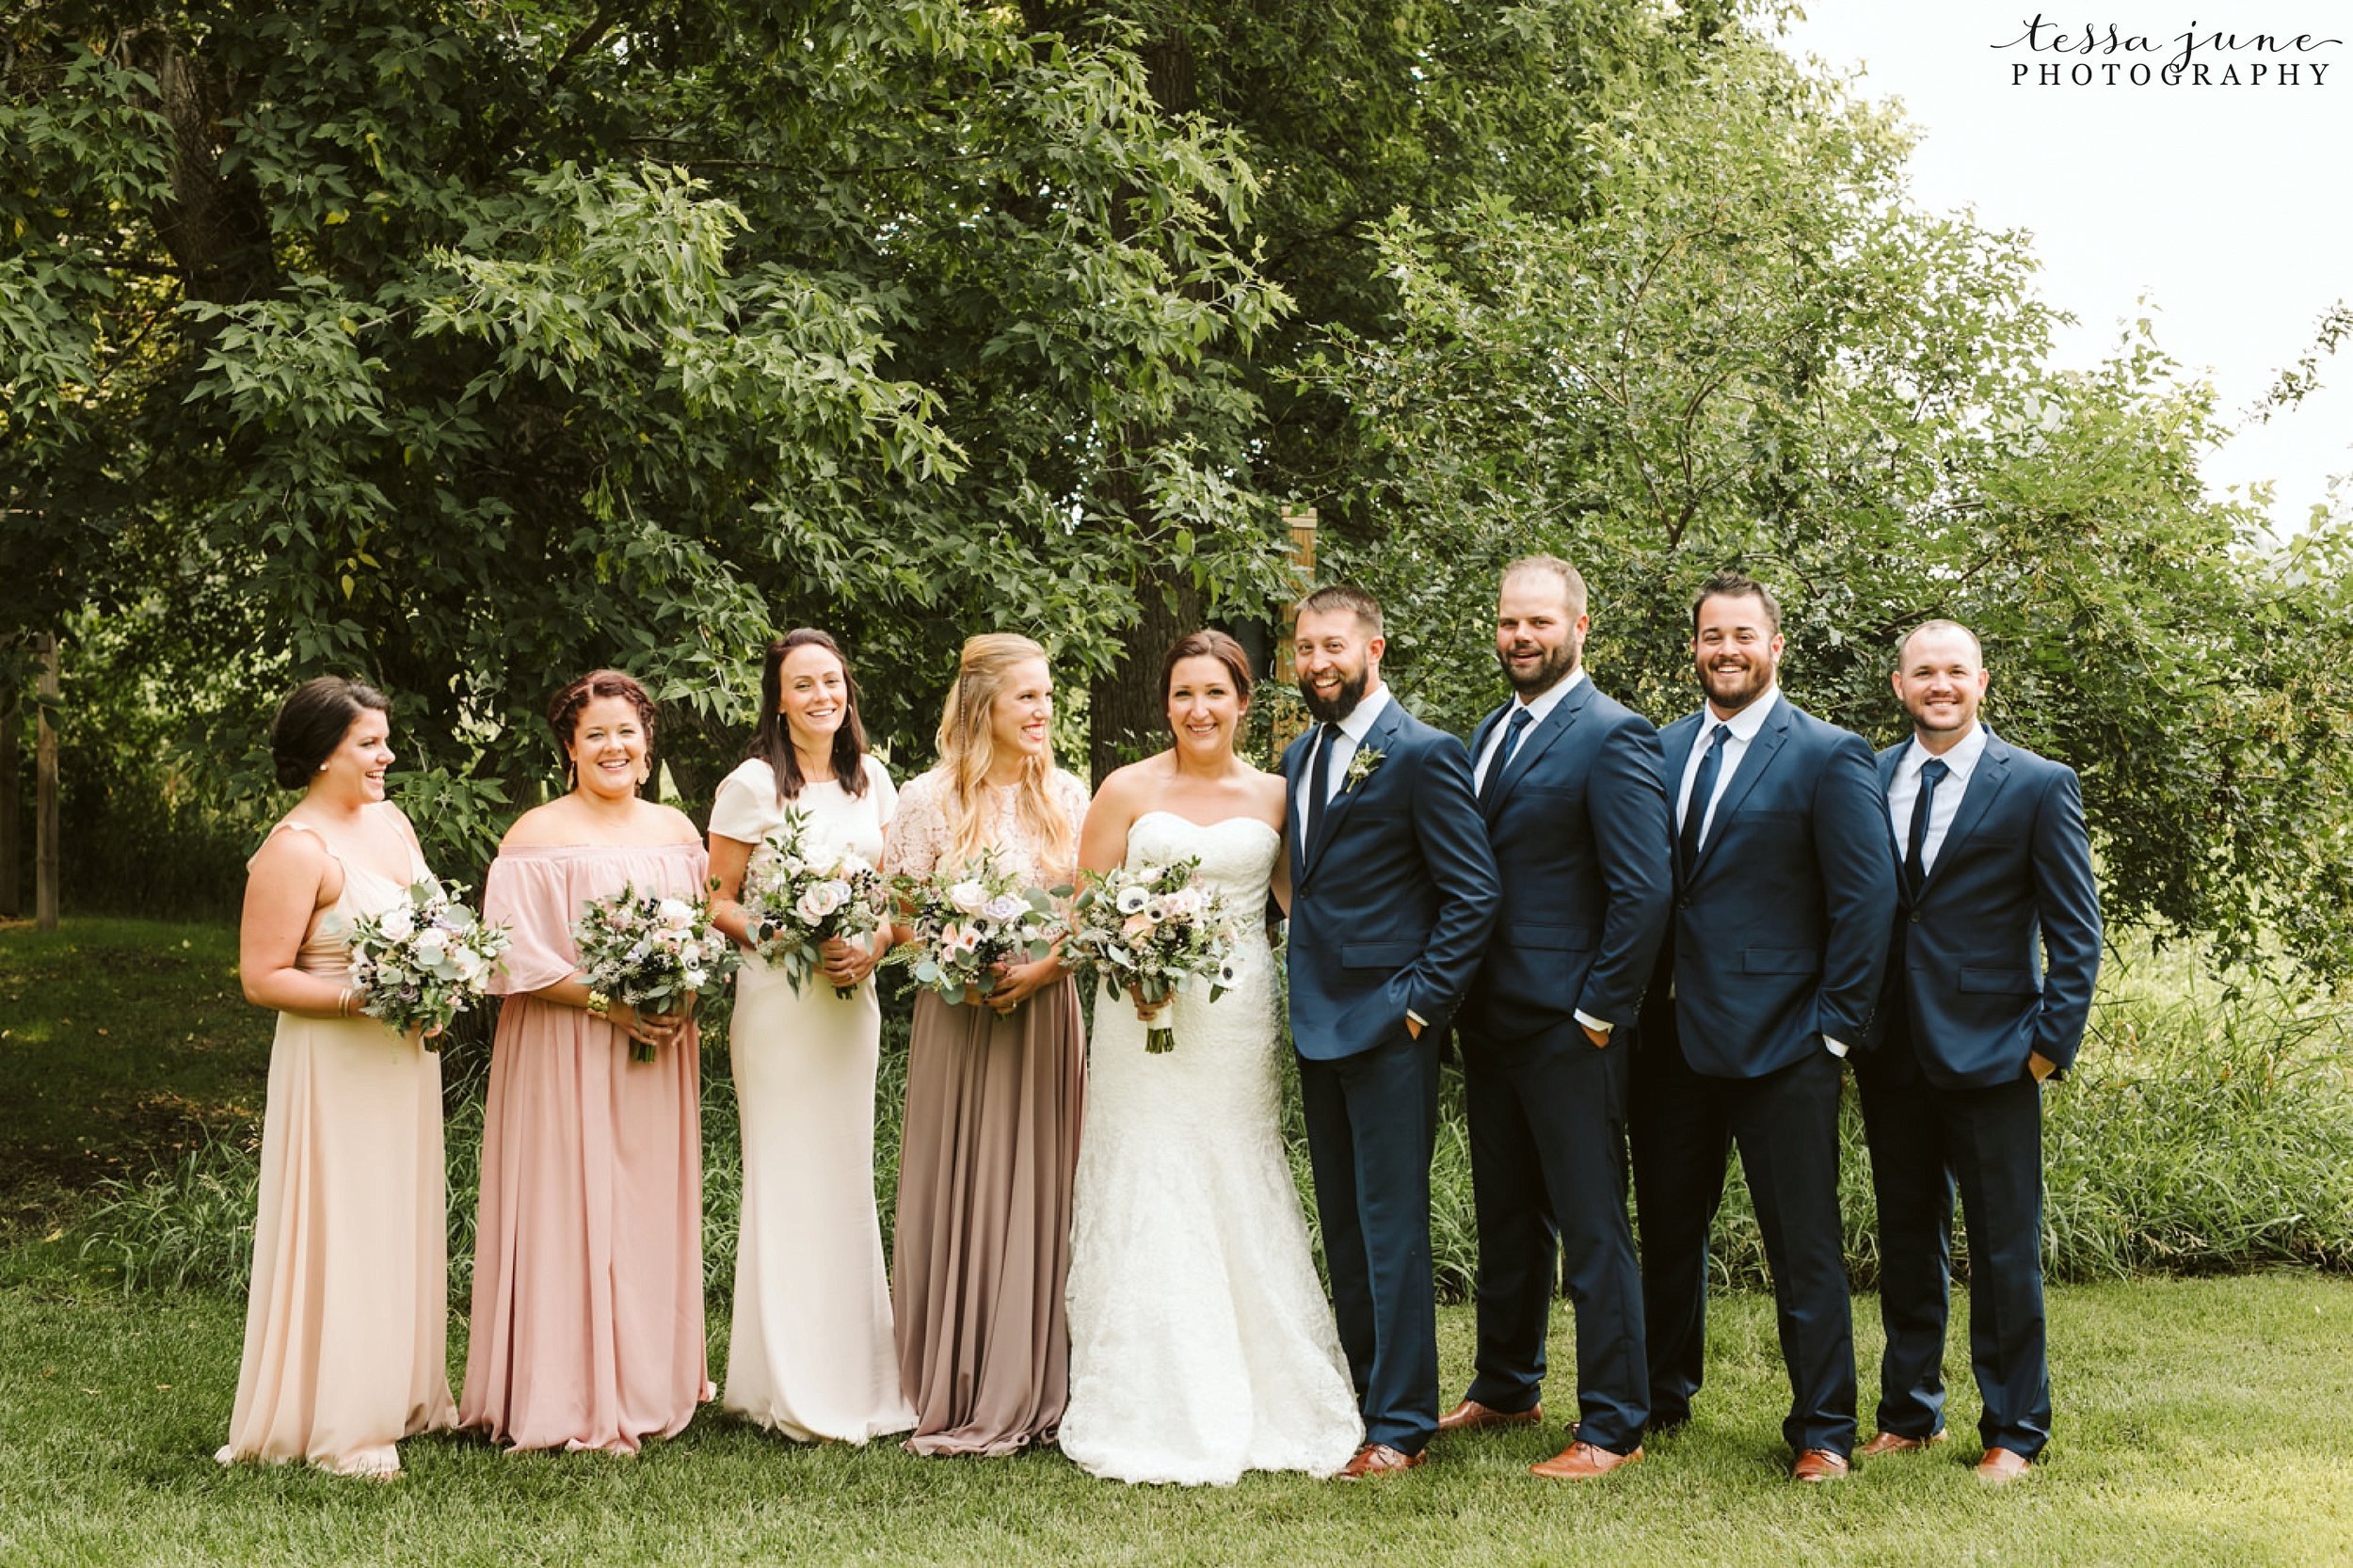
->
<box><xmin>1343</xmin><ymin>746</ymin><xmax>1385</xmax><ymax>792</ymax></box>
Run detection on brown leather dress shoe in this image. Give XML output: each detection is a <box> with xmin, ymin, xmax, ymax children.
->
<box><xmin>1976</xmin><ymin>1448</ymin><xmax>2032</xmax><ymax>1484</ymax></box>
<box><xmin>1791</xmin><ymin>1448</ymin><xmax>1852</xmax><ymax>1482</ymax></box>
<box><xmin>1857</xmin><ymin>1429</ymin><xmax>1947</xmax><ymax>1459</ymax></box>
<box><xmin>1529</xmin><ymin>1440</ymin><xmax>1642</xmax><ymax>1480</ymax></box>
<box><xmin>1436</xmin><ymin>1399</ymin><xmax>1543</xmax><ymax>1434</ymax></box>
<box><xmin>1339</xmin><ymin>1442</ymin><xmax>1426</xmax><ymax>1479</ymax></box>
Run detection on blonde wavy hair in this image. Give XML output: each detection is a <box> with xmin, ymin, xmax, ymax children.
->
<box><xmin>935</xmin><ymin>632</ymin><xmax>1076</xmax><ymax>872</ymax></box>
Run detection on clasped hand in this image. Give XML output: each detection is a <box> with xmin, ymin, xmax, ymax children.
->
<box><xmin>613</xmin><ymin>995</ymin><xmax>696</xmax><ymax>1052</ymax></box>
<box><xmin>984</xmin><ymin>954</ymin><xmax>1063</xmax><ymax>1016</ymax></box>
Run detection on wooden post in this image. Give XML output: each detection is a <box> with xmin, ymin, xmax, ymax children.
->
<box><xmin>35</xmin><ymin>633</ymin><xmax>59</xmax><ymax>932</ymax></box>
<box><xmin>0</xmin><ymin>686</ymin><xmax>19</xmax><ymax>919</ymax></box>
<box><xmin>1271</xmin><ymin>508</ymin><xmax>1320</xmax><ymax>756</ymax></box>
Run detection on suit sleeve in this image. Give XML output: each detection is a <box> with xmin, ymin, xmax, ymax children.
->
<box><xmin>2029</xmin><ymin>765</ymin><xmax>2102</xmax><ymax>1073</ymax></box>
<box><xmin>1577</xmin><ymin>715</ymin><xmax>1673</xmax><ymax>1028</ymax></box>
<box><xmin>1402</xmin><ymin>730</ymin><xmax>1501</xmax><ymax>1027</ymax></box>
<box><xmin>1811</xmin><ymin>728</ymin><xmax>1900</xmax><ymax>1044</ymax></box>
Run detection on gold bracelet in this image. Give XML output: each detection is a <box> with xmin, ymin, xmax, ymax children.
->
<box><xmin>336</xmin><ymin>985</ymin><xmax>354</xmax><ymax>1017</ymax></box>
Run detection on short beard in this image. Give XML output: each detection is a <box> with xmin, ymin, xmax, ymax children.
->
<box><xmin>1498</xmin><ymin>641</ymin><xmax>1578</xmax><ymax>696</ymax></box>
<box><xmin>1698</xmin><ymin>656</ymin><xmax>1772</xmax><ymax>712</ymax></box>
<box><xmin>1299</xmin><ymin>664</ymin><xmax>1370</xmax><ymax>725</ymax></box>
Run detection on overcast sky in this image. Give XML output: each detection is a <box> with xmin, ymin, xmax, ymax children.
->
<box><xmin>1778</xmin><ymin>2</ymin><xmax>2352</xmax><ymax>533</ymax></box>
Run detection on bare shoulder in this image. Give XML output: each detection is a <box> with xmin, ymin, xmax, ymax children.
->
<box><xmin>650</xmin><ymin>801</ymin><xmax>702</xmax><ymax>843</ymax></box>
<box><xmin>1090</xmin><ymin>757</ymin><xmax>1163</xmax><ymax>811</ymax></box>
<box><xmin>1246</xmin><ymin>767</ymin><xmax>1288</xmax><ymax>809</ymax></box>
<box><xmin>499</xmin><ymin>799</ymin><xmax>570</xmax><ymax>849</ymax></box>
<box><xmin>249</xmin><ymin>816</ymin><xmax>329</xmax><ymax>875</ymax></box>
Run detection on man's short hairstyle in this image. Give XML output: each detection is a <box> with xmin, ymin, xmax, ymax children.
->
<box><xmin>1501</xmin><ymin>554</ymin><xmax>1589</xmax><ymax>620</ymax></box>
<box><xmin>1298</xmin><ymin>584</ymin><xmax>1385</xmax><ymax>639</ymax></box>
<box><xmin>1690</xmin><ymin>568</ymin><xmax>1782</xmax><ymax>635</ymax></box>
<box><xmin>1897</xmin><ymin>618</ymin><xmax>1985</xmax><ymax>667</ymax></box>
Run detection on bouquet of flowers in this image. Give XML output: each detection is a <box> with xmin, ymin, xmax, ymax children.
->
<box><xmin>571</xmin><ymin>883</ymin><xmax>737</xmax><ymax>1062</ymax></box>
<box><xmin>738</xmin><ymin>808</ymin><xmax>890</xmax><ymax>1000</ymax></box>
<box><xmin>891</xmin><ymin>849</ymin><xmax>1062</xmax><ymax>1004</ymax></box>
<box><xmin>1060</xmin><ymin>856</ymin><xmax>1238</xmax><ymax>1053</ymax></box>
<box><xmin>343</xmin><ymin>877</ymin><xmax>510</xmax><ymax>1046</ymax></box>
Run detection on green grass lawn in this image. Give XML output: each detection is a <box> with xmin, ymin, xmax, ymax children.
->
<box><xmin>1</xmin><ymin>1270</ymin><xmax>2350</xmax><ymax>1566</ymax></box>
<box><xmin>6</xmin><ymin>919</ymin><xmax>2353</xmax><ymax>1564</ymax></box>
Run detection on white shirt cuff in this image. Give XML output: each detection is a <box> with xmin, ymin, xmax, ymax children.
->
<box><xmin>1575</xmin><ymin>1010</ymin><xmax>1612</xmax><ymax>1035</ymax></box>
<box><xmin>1406</xmin><ymin>1009</ymin><xmax>1429</xmax><ymax>1030</ymax></box>
<box><xmin>1823</xmin><ymin>1034</ymin><xmax>1849</xmax><ymax>1059</ymax></box>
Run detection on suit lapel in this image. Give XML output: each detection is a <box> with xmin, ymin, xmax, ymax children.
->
<box><xmin>1305</xmin><ymin>699</ymin><xmax>1401</xmax><ymax>880</ymax></box>
<box><xmin>1284</xmin><ymin>731</ymin><xmax>1314</xmax><ymax>873</ymax></box>
<box><xmin>1921</xmin><ymin>729</ymin><xmax>2010</xmax><ymax>895</ymax></box>
<box><xmin>1485</xmin><ymin>680</ymin><xmax>1591</xmax><ymax>822</ymax></box>
<box><xmin>1689</xmin><ymin>697</ymin><xmax>1790</xmax><ymax>879</ymax></box>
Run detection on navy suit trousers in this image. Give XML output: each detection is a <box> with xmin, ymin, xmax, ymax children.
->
<box><xmin>1856</xmin><ymin>1043</ymin><xmax>2051</xmax><ymax>1459</ymax></box>
<box><xmin>1631</xmin><ymin>1039</ymin><xmax>1856</xmax><ymax>1456</ymax></box>
<box><xmin>1460</xmin><ymin>1018</ymin><xmax>1648</xmax><ymax>1451</ymax></box>
<box><xmin>1297</xmin><ymin>1029</ymin><xmax>1441</xmax><ymax>1454</ymax></box>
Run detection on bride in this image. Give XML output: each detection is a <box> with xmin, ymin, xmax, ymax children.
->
<box><xmin>1060</xmin><ymin>630</ymin><xmax>1363</xmax><ymax>1485</ymax></box>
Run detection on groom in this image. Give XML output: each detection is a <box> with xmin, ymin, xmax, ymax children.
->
<box><xmin>1285</xmin><ymin>584</ymin><xmax>1499</xmax><ymax>1477</ymax></box>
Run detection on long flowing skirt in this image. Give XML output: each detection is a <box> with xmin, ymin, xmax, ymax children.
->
<box><xmin>217</xmin><ymin>1013</ymin><xmax>456</xmax><ymax>1476</ymax></box>
<box><xmin>458</xmin><ymin>996</ymin><xmax>712</xmax><ymax>1451</ymax></box>
<box><xmin>892</xmin><ymin>983</ymin><xmax>1085</xmax><ymax>1456</ymax></box>
<box><xmin>723</xmin><ymin>962</ymin><xmax>913</xmax><ymax>1441</ymax></box>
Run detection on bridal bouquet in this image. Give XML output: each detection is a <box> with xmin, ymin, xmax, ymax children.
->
<box><xmin>891</xmin><ymin>849</ymin><xmax>1062</xmax><ymax>1004</ymax></box>
<box><xmin>343</xmin><ymin>877</ymin><xmax>510</xmax><ymax>1045</ymax></box>
<box><xmin>1060</xmin><ymin>856</ymin><xmax>1238</xmax><ymax>1054</ymax></box>
<box><xmin>571</xmin><ymin>884</ymin><xmax>737</xmax><ymax>1062</ymax></box>
<box><xmin>737</xmin><ymin>808</ymin><xmax>890</xmax><ymax>999</ymax></box>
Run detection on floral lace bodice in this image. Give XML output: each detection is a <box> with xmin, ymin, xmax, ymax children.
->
<box><xmin>885</xmin><ymin>767</ymin><xmax>1093</xmax><ymax>888</ymax></box>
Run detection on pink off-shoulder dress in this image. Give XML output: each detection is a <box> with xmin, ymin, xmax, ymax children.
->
<box><xmin>457</xmin><ymin>840</ymin><xmax>715</xmax><ymax>1452</ymax></box>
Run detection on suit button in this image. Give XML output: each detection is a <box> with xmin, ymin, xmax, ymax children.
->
<box><xmin>1909</xmin><ymin>912</ymin><xmax>1921</xmax><ymax>924</ymax></box>
<box><xmin>1677</xmin><ymin>897</ymin><xmax>1690</xmax><ymax>911</ymax></box>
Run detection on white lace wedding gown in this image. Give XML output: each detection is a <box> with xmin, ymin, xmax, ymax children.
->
<box><xmin>1060</xmin><ymin>810</ymin><xmax>1364</xmax><ymax>1484</ymax></box>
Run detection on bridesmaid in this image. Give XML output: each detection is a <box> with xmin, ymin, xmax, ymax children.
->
<box><xmin>708</xmin><ymin>630</ymin><xmax>914</xmax><ymax>1443</ymax></box>
<box><xmin>221</xmin><ymin>677</ymin><xmax>456</xmax><ymax>1479</ymax></box>
<box><xmin>458</xmin><ymin>669</ymin><xmax>714</xmax><ymax>1452</ymax></box>
<box><xmin>888</xmin><ymin>632</ymin><xmax>1091</xmax><ymax>1456</ymax></box>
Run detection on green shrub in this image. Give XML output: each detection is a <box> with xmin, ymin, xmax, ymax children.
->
<box><xmin>78</xmin><ymin>962</ymin><xmax>2353</xmax><ymax>1304</ymax></box>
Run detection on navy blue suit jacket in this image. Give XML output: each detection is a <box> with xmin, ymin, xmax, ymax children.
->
<box><xmin>1869</xmin><ymin>729</ymin><xmax>2102</xmax><ymax>1089</ymax></box>
<box><xmin>1284</xmin><ymin>695</ymin><xmax>1500</xmax><ymax>1062</ymax></box>
<box><xmin>1646</xmin><ymin>695</ymin><xmax>1898</xmax><ymax>1080</ymax></box>
<box><xmin>1460</xmin><ymin>680</ymin><xmax>1673</xmax><ymax>1041</ymax></box>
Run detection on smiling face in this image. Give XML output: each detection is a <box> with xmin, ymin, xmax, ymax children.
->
<box><xmin>777</xmin><ymin>643</ymin><xmax>850</xmax><ymax>752</ymax></box>
<box><xmin>1691</xmin><ymin>591</ymin><xmax>1784</xmax><ymax>715</ymax></box>
<box><xmin>1166</xmin><ymin>653</ymin><xmax>1246</xmax><ymax>760</ymax></box>
<box><xmin>990</xmin><ymin>657</ymin><xmax>1054</xmax><ymax>760</ymax></box>
<box><xmin>568</xmin><ymin>695</ymin><xmax>650</xmax><ymax>800</ymax></box>
<box><xmin>1293</xmin><ymin>607</ymin><xmax>1382</xmax><ymax>725</ymax></box>
<box><xmin>319</xmin><ymin>708</ymin><xmax>394</xmax><ymax>805</ymax></box>
<box><xmin>1495</xmin><ymin>569</ymin><xmax>1588</xmax><ymax>696</ymax></box>
<box><xmin>1893</xmin><ymin>623</ymin><xmax>1988</xmax><ymax>742</ymax></box>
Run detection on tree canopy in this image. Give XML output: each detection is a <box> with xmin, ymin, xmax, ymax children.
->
<box><xmin>4</xmin><ymin>0</ymin><xmax>2347</xmax><ymax>977</ymax></box>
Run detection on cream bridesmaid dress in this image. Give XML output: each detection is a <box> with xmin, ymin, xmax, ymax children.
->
<box><xmin>216</xmin><ymin>812</ymin><xmax>457</xmax><ymax>1478</ymax></box>
<box><xmin>711</xmin><ymin>756</ymin><xmax>914</xmax><ymax>1442</ymax></box>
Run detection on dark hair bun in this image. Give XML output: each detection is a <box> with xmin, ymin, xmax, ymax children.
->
<box><xmin>270</xmin><ymin>677</ymin><xmax>391</xmax><ymax>789</ymax></box>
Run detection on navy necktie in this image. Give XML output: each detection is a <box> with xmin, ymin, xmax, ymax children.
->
<box><xmin>1678</xmin><ymin>723</ymin><xmax>1732</xmax><ymax>871</ymax></box>
<box><xmin>1304</xmin><ymin>722</ymin><xmax>1340</xmax><ymax>850</ymax></box>
<box><xmin>1905</xmin><ymin>757</ymin><xmax>1950</xmax><ymax>894</ymax></box>
<box><xmin>1482</xmin><ymin>706</ymin><xmax>1534</xmax><ymax>799</ymax></box>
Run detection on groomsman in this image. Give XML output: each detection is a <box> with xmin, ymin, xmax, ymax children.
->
<box><xmin>1855</xmin><ymin>620</ymin><xmax>2100</xmax><ymax>1483</ymax></box>
<box><xmin>1631</xmin><ymin>570</ymin><xmax>1897</xmax><ymax>1481</ymax></box>
<box><xmin>1284</xmin><ymin>584</ymin><xmax>1500</xmax><ymax>1476</ymax></box>
<box><xmin>1443</xmin><ymin>556</ymin><xmax>1672</xmax><ymax>1480</ymax></box>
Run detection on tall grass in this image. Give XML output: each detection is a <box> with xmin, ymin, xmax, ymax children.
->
<box><xmin>78</xmin><ymin>957</ymin><xmax>2353</xmax><ymax>1302</ymax></box>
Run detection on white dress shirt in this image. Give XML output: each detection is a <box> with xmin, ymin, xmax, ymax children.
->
<box><xmin>1673</xmin><ymin>686</ymin><xmax>1781</xmax><ymax>847</ymax></box>
<box><xmin>1886</xmin><ymin>721</ymin><xmax>1989</xmax><ymax>875</ymax></box>
<box><xmin>1474</xmin><ymin>668</ymin><xmax>1586</xmax><ymax>792</ymax></box>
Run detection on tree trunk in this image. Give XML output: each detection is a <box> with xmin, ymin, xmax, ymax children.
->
<box><xmin>0</xmin><ymin>687</ymin><xmax>19</xmax><ymax>919</ymax></box>
<box><xmin>1083</xmin><ymin>23</ymin><xmax>1204</xmax><ymax>787</ymax></box>
<box><xmin>35</xmin><ymin>634</ymin><xmax>59</xmax><ymax>931</ymax></box>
